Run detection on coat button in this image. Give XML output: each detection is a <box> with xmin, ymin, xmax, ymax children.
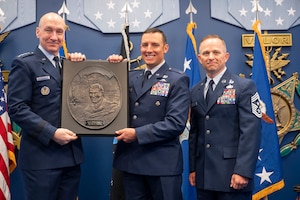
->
<box><xmin>155</xmin><ymin>101</ymin><xmax>161</xmax><ymax>106</ymax></box>
<box><xmin>132</xmin><ymin>115</ymin><xmax>137</xmax><ymax>120</ymax></box>
<box><xmin>206</xmin><ymin>130</ymin><xmax>210</xmax><ymax>135</ymax></box>
<box><xmin>205</xmin><ymin>115</ymin><xmax>210</xmax><ymax>120</ymax></box>
<box><xmin>206</xmin><ymin>144</ymin><xmax>211</xmax><ymax>148</ymax></box>
<box><xmin>135</xmin><ymin>102</ymin><xmax>139</xmax><ymax>106</ymax></box>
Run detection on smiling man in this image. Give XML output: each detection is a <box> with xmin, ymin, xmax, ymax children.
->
<box><xmin>8</xmin><ymin>12</ymin><xmax>86</xmax><ymax>200</ymax></box>
<box><xmin>108</xmin><ymin>28</ymin><xmax>190</xmax><ymax>200</ymax></box>
<box><xmin>189</xmin><ymin>34</ymin><xmax>261</xmax><ymax>200</ymax></box>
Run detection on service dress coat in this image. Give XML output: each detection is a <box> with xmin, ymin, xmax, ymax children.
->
<box><xmin>7</xmin><ymin>47</ymin><xmax>84</xmax><ymax>170</ymax></box>
<box><xmin>189</xmin><ymin>69</ymin><xmax>261</xmax><ymax>192</ymax></box>
<box><xmin>113</xmin><ymin>63</ymin><xmax>190</xmax><ymax>176</ymax></box>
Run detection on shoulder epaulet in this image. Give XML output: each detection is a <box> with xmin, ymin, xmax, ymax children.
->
<box><xmin>17</xmin><ymin>52</ymin><xmax>34</xmax><ymax>58</ymax></box>
<box><xmin>168</xmin><ymin>67</ymin><xmax>185</xmax><ymax>74</ymax></box>
<box><xmin>129</xmin><ymin>68</ymin><xmax>144</xmax><ymax>73</ymax></box>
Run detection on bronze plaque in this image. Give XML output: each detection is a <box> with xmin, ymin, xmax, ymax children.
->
<box><xmin>61</xmin><ymin>60</ymin><xmax>128</xmax><ymax>136</ymax></box>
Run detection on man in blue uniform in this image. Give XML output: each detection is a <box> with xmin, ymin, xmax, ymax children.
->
<box><xmin>8</xmin><ymin>12</ymin><xmax>86</xmax><ymax>200</ymax></box>
<box><xmin>189</xmin><ymin>34</ymin><xmax>261</xmax><ymax>200</ymax></box>
<box><xmin>108</xmin><ymin>28</ymin><xmax>190</xmax><ymax>200</ymax></box>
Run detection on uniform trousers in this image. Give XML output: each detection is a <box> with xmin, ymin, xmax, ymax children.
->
<box><xmin>196</xmin><ymin>188</ymin><xmax>252</xmax><ymax>200</ymax></box>
<box><xmin>123</xmin><ymin>172</ymin><xmax>183</xmax><ymax>200</ymax></box>
<box><xmin>21</xmin><ymin>165</ymin><xmax>81</xmax><ymax>200</ymax></box>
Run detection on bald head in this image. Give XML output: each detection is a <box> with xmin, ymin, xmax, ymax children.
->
<box><xmin>38</xmin><ymin>12</ymin><xmax>66</xmax><ymax>29</ymax></box>
<box><xmin>36</xmin><ymin>12</ymin><xmax>66</xmax><ymax>55</ymax></box>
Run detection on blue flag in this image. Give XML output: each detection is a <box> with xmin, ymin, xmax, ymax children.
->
<box><xmin>59</xmin><ymin>40</ymin><xmax>68</xmax><ymax>58</ymax></box>
<box><xmin>59</xmin><ymin>31</ymin><xmax>68</xmax><ymax>58</ymax></box>
<box><xmin>183</xmin><ymin>23</ymin><xmax>201</xmax><ymax>88</ymax></box>
<box><xmin>181</xmin><ymin>22</ymin><xmax>200</xmax><ymax>200</ymax></box>
<box><xmin>251</xmin><ymin>20</ymin><xmax>284</xmax><ymax>200</ymax></box>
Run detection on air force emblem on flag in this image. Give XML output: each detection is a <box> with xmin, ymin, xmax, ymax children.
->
<box><xmin>66</xmin><ymin>0</ymin><xmax>179</xmax><ymax>33</ymax></box>
<box><xmin>211</xmin><ymin>0</ymin><xmax>300</xmax><ymax>30</ymax></box>
<box><xmin>252</xmin><ymin>92</ymin><xmax>262</xmax><ymax>118</ymax></box>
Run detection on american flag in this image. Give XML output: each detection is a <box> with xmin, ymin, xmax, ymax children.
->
<box><xmin>0</xmin><ymin>68</ymin><xmax>16</xmax><ymax>199</ymax></box>
<box><xmin>58</xmin><ymin>1</ymin><xmax>70</xmax><ymax>59</ymax></box>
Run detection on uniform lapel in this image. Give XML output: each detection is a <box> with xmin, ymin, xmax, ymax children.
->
<box><xmin>132</xmin><ymin>71</ymin><xmax>144</xmax><ymax>97</ymax></box>
<box><xmin>206</xmin><ymin>70</ymin><xmax>231</xmax><ymax>111</ymax></box>
<box><xmin>196</xmin><ymin>81</ymin><xmax>206</xmax><ymax>112</ymax></box>
<box><xmin>35</xmin><ymin>48</ymin><xmax>61</xmax><ymax>85</ymax></box>
<box><xmin>134</xmin><ymin>64</ymin><xmax>169</xmax><ymax>100</ymax></box>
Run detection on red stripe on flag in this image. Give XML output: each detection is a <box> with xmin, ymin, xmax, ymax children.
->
<box><xmin>0</xmin><ymin>68</ymin><xmax>16</xmax><ymax>199</ymax></box>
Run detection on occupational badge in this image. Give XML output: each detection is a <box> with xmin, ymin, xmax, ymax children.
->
<box><xmin>40</xmin><ymin>86</ymin><xmax>50</xmax><ymax>95</ymax></box>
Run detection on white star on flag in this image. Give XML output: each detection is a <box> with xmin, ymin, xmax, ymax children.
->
<box><xmin>256</xmin><ymin>167</ymin><xmax>274</xmax><ymax>184</ymax></box>
<box><xmin>183</xmin><ymin>58</ymin><xmax>192</xmax><ymax>72</ymax></box>
<box><xmin>258</xmin><ymin>148</ymin><xmax>263</xmax><ymax>161</ymax></box>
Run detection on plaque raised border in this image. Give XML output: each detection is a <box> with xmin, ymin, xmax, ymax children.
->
<box><xmin>61</xmin><ymin>60</ymin><xmax>128</xmax><ymax>136</ymax></box>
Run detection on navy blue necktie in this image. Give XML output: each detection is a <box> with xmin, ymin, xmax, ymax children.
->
<box><xmin>142</xmin><ymin>71</ymin><xmax>151</xmax><ymax>87</ymax></box>
<box><xmin>53</xmin><ymin>56</ymin><xmax>61</xmax><ymax>75</ymax></box>
<box><xmin>206</xmin><ymin>80</ymin><xmax>214</xmax><ymax>105</ymax></box>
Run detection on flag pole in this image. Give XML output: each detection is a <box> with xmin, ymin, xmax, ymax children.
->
<box><xmin>251</xmin><ymin>19</ymin><xmax>285</xmax><ymax>196</ymax></box>
<box><xmin>181</xmin><ymin>1</ymin><xmax>199</xmax><ymax>200</ymax></box>
<box><xmin>121</xmin><ymin>0</ymin><xmax>131</xmax><ymax>71</ymax></box>
<box><xmin>185</xmin><ymin>0</ymin><xmax>197</xmax><ymax>23</ymax></box>
<box><xmin>253</xmin><ymin>3</ymin><xmax>268</xmax><ymax>200</ymax></box>
<box><xmin>253</xmin><ymin>0</ymin><xmax>273</xmax><ymax>85</ymax></box>
<box><xmin>185</xmin><ymin>1</ymin><xmax>198</xmax><ymax>54</ymax></box>
<box><xmin>58</xmin><ymin>1</ymin><xmax>70</xmax><ymax>59</ymax></box>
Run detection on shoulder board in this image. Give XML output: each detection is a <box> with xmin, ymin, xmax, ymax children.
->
<box><xmin>129</xmin><ymin>68</ymin><xmax>144</xmax><ymax>73</ymax></box>
<box><xmin>17</xmin><ymin>52</ymin><xmax>34</xmax><ymax>58</ymax></box>
<box><xmin>168</xmin><ymin>67</ymin><xmax>185</xmax><ymax>74</ymax></box>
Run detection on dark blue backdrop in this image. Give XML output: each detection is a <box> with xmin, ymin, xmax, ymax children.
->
<box><xmin>1</xmin><ymin>1</ymin><xmax>299</xmax><ymax>200</ymax></box>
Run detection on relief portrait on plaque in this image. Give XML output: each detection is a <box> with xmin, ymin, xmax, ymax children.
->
<box><xmin>68</xmin><ymin>66</ymin><xmax>121</xmax><ymax>129</ymax></box>
<box><xmin>61</xmin><ymin>60</ymin><xmax>128</xmax><ymax>135</ymax></box>
<box><xmin>84</xmin><ymin>83</ymin><xmax>119</xmax><ymax>120</ymax></box>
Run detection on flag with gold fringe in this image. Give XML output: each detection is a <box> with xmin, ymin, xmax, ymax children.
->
<box><xmin>183</xmin><ymin>22</ymin><xmax>201</xmax><ymax>87</ymax></box>
<box><xmin>181</xmin><ymin>22</ymin><xmax>199</xmax><ymax>200</ymax></box>
<box><xmin>60</xmin><ymin>38</ymin><xmax>69</xmax><ymax>59</ymax></box>
<box><xmin>58</xmin><ymin>24</ymin><xmax>69</xmax><ymax>59</ymax></box>
<box><xmin>58</xmin><ymin>1</ymin><xmax>69</xmax><ymax>59</ymax></box>
<box><xmin>0</xmin><ymin>67</ymin><xmax>16</xmax><ymax>200</ymax></box>
<box><xmin>251</xmin><ymin>20</ymin><xmax>284</xmax><ymax>200</ymax></box>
